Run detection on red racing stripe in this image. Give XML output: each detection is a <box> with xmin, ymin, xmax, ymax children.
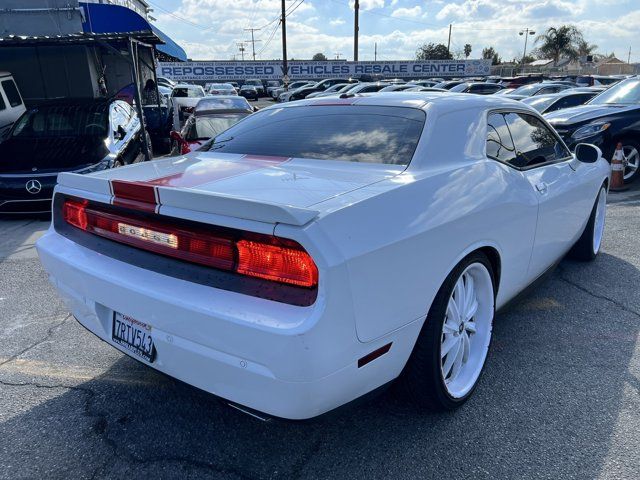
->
<box><xmin>145</xmin><ymin>155</ymin><xmax>289</xmax><ymax>188</ymax></box>
<box><xmin>111</xmin><ymin>180</ymin><xmax>157</xmax><ymax>212</ymax></box>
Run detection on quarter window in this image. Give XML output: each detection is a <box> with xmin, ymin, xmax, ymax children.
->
<box><xmin>486</xmin><ymin>113</ymin><xmax>516</xmax><ymax>164</ymax></box>
<box><xmin>0</xmin><ymin>92</ymin><xmax>5</xmax><ymax>111</ymax></box>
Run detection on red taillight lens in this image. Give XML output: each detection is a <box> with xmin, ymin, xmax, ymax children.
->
<box><xmin>62</xmin><ymin>199</ymin><xmax>318</xmax><ymax>288</ymax></box>
<box><xmin>62</xmin><ymin>200</ymin><xmax>88</xmax><ymax>230</ymax></box>
<box><xmin>180</xmin><ymin>143</ymin><xmax>191</xmax><ymax>154</ymax></box>
<box><xmin>236</xmin><ymin>240</ymin><xmax>318</xmax><ymax>288</ymax></box>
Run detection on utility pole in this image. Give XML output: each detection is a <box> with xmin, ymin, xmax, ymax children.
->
<box><xmin>244</xmin><ymin>28</ymin><xmax>261</xmax><ymax>61</ymax></box>
<box><xmin>354</xmin><ymin>0</ymin><xmax>359</xmax><ymax>61</ymax></box>
<box><xmin>236</xmin><ymin>42</ymin><xmax>246</xmax><ymax>61</ymax></box>
<box><xmin>447</xmin><ymin>24</ymin><xmax>452</xmax><ymax>57</ymax></box>
<box><xmin>628</xmin><ymin>46</ymin><xmax>632</xmax><ymax>64</ymax></box>
<box><xmin>281</xmin><ymin>0</ymin><xmax>288</xmax><ymax>86</ymax></box>
<box><xmin>334</xmin><ymin>53</ymin><xmax>342</xmax><ymax>60</ymax></box>
<box><xmin>374</xmin><ymin>42</ymin><xmax>377</xmax><ymax>61</ymax></box>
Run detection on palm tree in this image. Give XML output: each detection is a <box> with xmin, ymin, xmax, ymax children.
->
<box><xmin>577</xmin><ymin>39</ymin><xmax>598</xmax><ymax>58</ymax></box>
<box><xmin>535</xmin><ymin>26</ymin><xmax>584</xmax><ymax>64</ymax></box>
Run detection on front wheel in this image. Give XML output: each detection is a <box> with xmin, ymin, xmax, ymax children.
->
<box><xmin>570</xmin><ymin>185</ymin><xmax>607</xmax><ymax>261</ymax></box>
<box><xmin>401</xmin><ymin>252</ymin><xmax>495</xmax><ymax>410</ymax></box>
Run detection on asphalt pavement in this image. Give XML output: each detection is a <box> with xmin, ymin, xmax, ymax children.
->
<box><xmin>0</xmin><ymin>186</ymin><xmax>639</xmax><ymax>480</ymax></box>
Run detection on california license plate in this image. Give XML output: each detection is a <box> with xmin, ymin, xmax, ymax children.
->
<box><xmin>112</xmin><ymin>312</ymin><xmax>156</xmax><ymax>362</ymax></box>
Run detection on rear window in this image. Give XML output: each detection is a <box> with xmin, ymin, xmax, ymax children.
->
<box><xmin>201</xmin><ymin>105</ymin><xmax>425</xmax><ymax>165</ymax></box>
<box><xmin>188</xmin><ymin>113</ymin><xmax>248</xmax><ymax>140</ymax></box>
<box><xmin>196</xmin><ymin>97</ymin><xmax>250</xmax><ymax>112</ymax></box>
<box><xmin>2</xmin><ymin>80</ymin><xmax>22</xmax><ymax>108</ymax></box>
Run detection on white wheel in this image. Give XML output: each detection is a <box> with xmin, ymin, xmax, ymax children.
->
<box><xmin>440</xmin><ymin>263</ymin><xmax>494</xmax><ymax>398</ymax></box>
<box><xmin>402</xmin><ymin>251</ymin><xmax>496</xmax><ymax>410</ymax></box>
<box><xmin>592</xmin><ymin>187</ymin><xmax>607</xmax><ymax>255</ymax></box>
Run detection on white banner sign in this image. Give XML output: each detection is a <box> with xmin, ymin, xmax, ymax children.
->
<box><xmin>158</xmin><ymin>60</ymin><xmax>491</xmax><ymax>81</ymax></box>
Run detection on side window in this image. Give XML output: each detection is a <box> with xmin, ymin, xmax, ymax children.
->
<box><xmin>0</xmin><ymin>92</ymin><xmax>5</xmax><ymax>111</ymax></box>
<box><xmin>503</xmin><ymin>113</ymin><xmax>571</xmax><ymax>168</ymax></box>
<box><xmin>110</xmin><ymin>104</ymin><xmax>126</xmax><ymax>137</ymax></box>
<box><xmin>1</xmin><ymin>80</ymin><xmax>23</xmax><ymax>108</ymax></box>
<box><xmin>486</xmin><ymin>113</ymin><xmax>517</xmax><ymax>164</ymax></box>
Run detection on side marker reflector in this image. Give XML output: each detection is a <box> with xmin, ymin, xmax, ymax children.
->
<box><xmin>358</xmin><ymin>343</ymin><xmax>392</xmax><ymax>368</ymax></box>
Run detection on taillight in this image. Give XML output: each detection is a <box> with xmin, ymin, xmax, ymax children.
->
<box><xmin>236</xmin><ymin>240</ymin><xmax>318</xmax><ymax>287</ymax></box>
<box><xmin>180</xmin><ymin>143</ymin><xmax>191</xmax><ymax>154</ymax></box>
<box><xmin>62</xmin><ymin>199</ymin><xmax>318</xmax><ymax>288</ymax></box>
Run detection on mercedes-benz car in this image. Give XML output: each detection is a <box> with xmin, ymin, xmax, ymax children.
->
<box><xmin>37</xmin><ymin>93</ymin><xmax>608</xmax><ymax>419</ymax></box>
<box><xmin>545</xmin><ymin>77</ymin><xmax>640</xmax><ymax>182</ymax></box>
<box><xmin>0</xmin><ymin>98</ymin><xmax>144</xmax><ymax>214</ymax></box>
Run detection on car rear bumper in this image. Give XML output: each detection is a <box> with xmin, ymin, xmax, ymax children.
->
<box><xmin>36</xmin><ymin>229</ymin><xmax>419</xmax><ymax>419</ymax></box>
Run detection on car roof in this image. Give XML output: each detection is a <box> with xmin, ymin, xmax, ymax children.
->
<box><xmin>270</xmin><ymin>91</ymin><xmax>529</xmax><ymax>113</ymax></box>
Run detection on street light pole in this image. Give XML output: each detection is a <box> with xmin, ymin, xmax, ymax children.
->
<box><xmin>519</xmin><ymin>28</ymin><xmax>535</xmax><ymax>74</ymax></box>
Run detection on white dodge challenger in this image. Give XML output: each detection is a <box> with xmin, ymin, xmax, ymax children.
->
<box><xmin>37</xmin><ymin>93</ymin><xmax>610</xmax><ymax>420</ymax></box>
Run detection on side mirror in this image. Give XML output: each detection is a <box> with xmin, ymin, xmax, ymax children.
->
<box><xmin>575</xmin><ymin>143</ymin><xmax>601</xmax><ymax>163</ymax></box>
<box><xmin>252</xmin><ymin>106</ymin><xmax>259</xmax><ymax>112</ymax></box>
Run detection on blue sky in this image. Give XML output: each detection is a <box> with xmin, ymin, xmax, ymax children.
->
<box><xmin>148</xmin><ymin>0</ymin><xmax>640</xmax><ymax>63</ymax></box>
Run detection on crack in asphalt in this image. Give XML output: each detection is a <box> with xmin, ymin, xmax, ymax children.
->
<box><xmin>0</xmin><ymin>377</ymin><xmax>261</xmax><ymax>480</ymax></box>
<box><xmin>0</xmin><ymin>314</ymin><xmax>71</xmax><ymax>368</ymax></box>
<box><xmin>558</xmin><ymin>268</ymin><xmax>640</xmax><ymax>318</ymax></box>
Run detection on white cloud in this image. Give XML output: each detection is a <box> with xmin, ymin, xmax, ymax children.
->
<box><xmin>330</xmin><ymin>17</ymin><xmax>346</xmax><ymax>26</ymax></box>
<box><xmin>391</xmin><ymin>6</ymin><xmax>423</xmax><ymax>17</ymax></box>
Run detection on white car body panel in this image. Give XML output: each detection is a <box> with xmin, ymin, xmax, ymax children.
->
<box><xmin>37</xmin><ymin>93</ymin><xmax>610</xmax><ymax>419</ymax></box>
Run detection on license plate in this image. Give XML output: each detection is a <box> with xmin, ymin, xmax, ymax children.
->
<box><xmin>112</xmin><ymin>312</ymin><xmax>156</xmax><ymax>362</ymax></box>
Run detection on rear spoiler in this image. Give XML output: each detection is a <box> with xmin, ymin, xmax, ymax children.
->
<box><xmin>57</xmin><ymin>172</ymin><xmax>319</xmax><ymax>227</ymax></box>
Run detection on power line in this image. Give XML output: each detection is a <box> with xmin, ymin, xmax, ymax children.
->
<box><xmin>146</xmin><ymin>1</ymin><xmax>212</xmax><ymax>30</ymax></box>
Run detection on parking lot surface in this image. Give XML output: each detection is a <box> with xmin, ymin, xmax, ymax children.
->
<box><xmin>1</xmin><ymin>188</ymin><xmax>639</xmax><ymax>480</ymax></box>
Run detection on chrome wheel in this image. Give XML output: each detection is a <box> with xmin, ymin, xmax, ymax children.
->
<box><xmin>440</xmin><ymin>263</ymin><xmax>494</xmax><ymax>398</ymax></box>
<box><xmin>593</xmin><ymin>187</ymin><xmax>607</xmax><ymax>254</ymax></box>
<box><xmin>622</xmin><ymin>145</ymin><xmax>639</xmax><ymax>181</ymax></box>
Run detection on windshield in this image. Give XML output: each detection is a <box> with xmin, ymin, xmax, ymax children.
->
<box><xmin>173</xmin><ymin>87</ymin><xmax>204</xmax><ymax>98</ymax></box>
<box><xmin>521</xmin><ymin>96</ymin><xmax>556</xmax><ymax>112</ymax></box>
<box><xmin>188</xmin><ymin>113</ymin><xmax>249</xmax><ymax>140</ymax></box>
<box><xmin>510</xmin><ymin>84</ymin><xmax>541</xmax><ymax>96</ymax></box>
<box><xmin>196</xmin><ymin>97</ymin><xmax>251</xmax><ymax>112</ymax></box>
<box><xmin>589</xmin><ymin>79</ymin><xmax>640</xmax><ymax>105</ymax></box>
<box><xmin>11</xmin><ymin>105</ymin><xmax>108</xmax><ymax>138</ymax></box>
<box><xmin>200</xmin><ymin>105</ymin><xmax>425</xmax><ymax>165</ymax></box>
<box><xmin>245</xmin><ymin>80</ymin><xmax>262</xmax><ymax>86</ymax></box>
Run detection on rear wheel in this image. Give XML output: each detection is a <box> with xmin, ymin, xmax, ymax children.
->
<box><xmin>402</xmin><ymin>252</ymin><xmax>495</xmax><ymax>410</ymax></box>
<box><xmin>570</xmin><ymin>185</ymin><xmax>607</xmax><ymax>261</ymax></box>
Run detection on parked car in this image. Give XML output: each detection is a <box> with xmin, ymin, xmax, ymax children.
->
<box><xmin>378</xmin><ymin>84</ymin><xmax>416</xmax><ymax>92</ymax></box>
<box><xmin>306</xmin><ymin>83</ymin><xmax>352</xmax><ymax>99</ymax></box>
<box><xmin>243</xmin><ymin>79</ymin><xmax>265</xmax><ymax>96</ymax></box>
<box><xmin>407</xmin><ymin>80</ymin><xmax>439</xmax><ymax>88</ymax></box>
<box><xmin>0</xmin><ymin>72</ymin><xmax>26</xmax><ymax>140</ymax></box>
<box><xmin>170</xmin><ymin>96</ymin><xmax>253</xmax><ymax>155</ymax></box>
<box><xmin>36</xmin><ymin>92</ymin><xmax>608</xmax><ymax>420</ymax></box>
<box><xmin>433</xmin><ymin>80</ymin><xmax>466</xmax><ymax>90</ymax></box>
<box><xmin>229</xmin><ymin>82</ymin><xmax>240</xmax><ymax>92</ymax></box>
<box><xmin>239</xmin><ymin>85</ymin><xmax>259</xmax><ymax>101</ymax></box>
<box><xmin>266</xmin><ymin>80</ymin><xmax>282</xmax><ymax>98</ymax></box>
<box><xmin>575</xmin><ymin>75</ymin><xmax>621</xmax><ymax>87</ymax></box>
<box><xmin>171</xmin><ymin>84</ymin><xmax>206</xmax><ymax>122</ymax></box>
<box><xmin>340</xmin><ymin>82</ymin><xmax>390</xmax><ymax>94</ymax></box>
<box><xmin>449</xmin><ymin>82</ymin><xmax>504</xmax><ymax>95</ymax></box>
<box><xmin>521</xmin><ymin>88</ymin><xmax>604</xmax><ymax>114</ymax></box>
<box><xmin>273</xmin><ymin>81</ymin><xmax>314</xmax><ymax>100</ymax></box>
<box><xmin>405</xmin><ymin>86</ymin><xmax>448</xmax><ymax>93</ymax></box>
<box><xmin>287</xmin><ymin>78</ymin><xmax>356</xmax><ymax>102</ymax></box>
<box><xmin>504</xmin><ymin>82</ymin><xmax>573</xmax><ymax>100</ymax></box>
<box><xmin>545</xmin><ymin>77</ymin><xmax>640</xmax><ymax>182</ymax></box>
<box><xmin>499</xmin><ymin>75</ymin><xmax>545</xmax><ymax>89</ymax></box>
<box><xmin>205</xmin><ymin>83</ymin><xmax>237</xmax><ymax>95</ymax></box>
<box><xmin>0</xmin><ymin>98</ymin><xmax>144</xmax><ymax>214</ymax></box>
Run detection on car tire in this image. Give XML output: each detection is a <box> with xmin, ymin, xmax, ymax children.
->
<box><xmin>401</xmin><ymin>251</ymin><xmax>495</xmax><ymax>411</ymax></box>
<box><xmin>569</xmin><ymin>184</ymin><xmax>607</xmax><ymax>261</ymax></box>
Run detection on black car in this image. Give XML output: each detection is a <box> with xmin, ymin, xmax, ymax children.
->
<box><xmin>0</xmin><ymin>98</ymin><xmax>145</xmax><ymax>214</ymax></box>
<box><xmin>288</xmin><ymin>78</ymin><xmax>355</xmax><ymax>101</ymax></box>
<box><xmin>545</xmin><ymin>77</ymin><xmax>640</xmax><ymax>182</ymax></box>
<box><xmin>522</xmin><ymin>88</ymin><xmax>604</xmax><ymax>114</ymax></box>
<box><xmin>239</xmin><ymin>85</ymin><xmax>259</xmax><ymax>101</ymax></box>
<box><xmin>449</xmin><ymin>82</ymin><xmax>504</xmax><ymax>95</ymax></box>
<box><xmin>433</xmin><ymin>80</ymin><xmax>466</xmax><ymax>90</ymax></box>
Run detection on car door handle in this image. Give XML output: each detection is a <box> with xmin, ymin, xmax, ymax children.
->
<box><xmin>535</xmin><ymin>182</ymin><xmax>548</xmax><ymax>194</ymax></box>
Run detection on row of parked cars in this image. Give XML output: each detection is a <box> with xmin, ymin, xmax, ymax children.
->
<box><xmin>1</xmin><ymin>72</ymin><xmax>639</xmax><ymax>215</ymax></box>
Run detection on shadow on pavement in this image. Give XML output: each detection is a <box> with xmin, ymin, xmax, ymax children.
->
<box><xmin>0</xmin><ymin>251</ymin><xmax>638</xmax><ymax>479</ymax></box>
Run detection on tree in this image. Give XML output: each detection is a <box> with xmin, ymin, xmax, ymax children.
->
<box><xmin>577</xmin><ymin>39</ymin><xmax>598</xmax><ymax>58</ymax></box>
<box><xmin>312</xmin><ymin>52</ymin><xmax>328</xmax><ymax>61</ymax></box>
<box><xmin>482</xmin><ymin>47</ymin><xmax>501</xmax><ymax>65</ymax></box>
<box><xmin>416</xmin><ymin>43</ymin><xmax>452</xmax><ymax>60</ymax></box>
<box><xmin>464</xmin><ymin>44</ymin><xmax>472</xmax><ymax>58</ymax></box>
<box><xmin>535</xmin><ymin>25</ymin><xmax>584</xmax><ymax>63</ymax></box>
